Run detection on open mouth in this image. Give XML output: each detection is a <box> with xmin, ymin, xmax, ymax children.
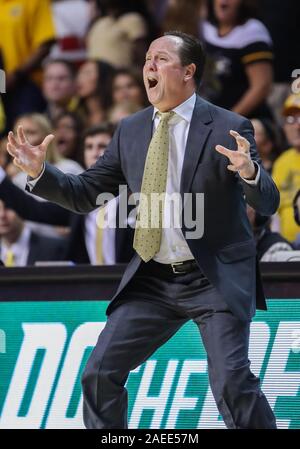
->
<box><xmin>220</xmin><ymin>1</ymin><xmax>229</xmax><ymax>10</ymax></box>
<box><xmin>148</xmin><ymin>77</ymin><xmax>158</xmax><ymax>89</ymax></box>
<box><xmin>57</xmin><ymin>138</ymin><xmax>66</xmax><ymax>146</ymax></box>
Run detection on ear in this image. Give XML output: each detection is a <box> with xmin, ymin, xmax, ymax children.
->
<box><xmin>184</xmin><ymin>63</ymin><xmax>196</xmax><ymax>82</ymax></box>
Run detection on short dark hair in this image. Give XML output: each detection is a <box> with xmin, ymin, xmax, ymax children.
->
<box><xmin>77</xmin><ymin>123</ymin><xmax>115</xmax><ymax>168</ymax></box>
<box><xmin>82</xmin><ymin>123</ymin><xmax>115</xmax><ymax>141</ymax></box>
<box><xmin>43</xmin><ymin>58</ymin><xmax>76</xmax><ymax>79</ymax></box>
<box><xmin>164</xmin><ymin>30</ymin><xmax>206</xmax><ymax>89</ymax></box>
<box><xmin>53</xmin><ymin>110</ymin><xmax>83</xmax><ymax>133</ymax></box>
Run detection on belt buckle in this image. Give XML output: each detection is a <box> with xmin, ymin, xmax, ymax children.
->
<box><xmin>171</xmin><ymin>261</ymin><xmax>185</xmax><ymax>274</ymax></box>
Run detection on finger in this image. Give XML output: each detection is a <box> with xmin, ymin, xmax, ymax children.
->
<box><xmin>8</xmin><ymin>131</ymin><xmax>18</xmax><ymax>148</ymax></box>
<box><xmin>237</xmin><ymin>137</ymin><xmax>250</xmax><ymax>153</ymax></box>
<box><xmin>227</xmin><ymin>164</ymin><xmax>238</xmax><ymax>172</ymax></box>
<box><xmin>229</xmin><ymin>130</ymin><xmax>250</xmax><ymax>153</ymax></box>
<box><xmin>17</xmin><ymin>125</ymin><xmax>27</xmax><ymax>145</ymax></box>
<box><xmin>215</xmin><ymin>144</ymin><xmax>234</xmax><ymax>158</ymax></box>
<box><xmin>229</xmin><ymin>130</ymin><xmax>241</xmax><ymax>138</ymax></box>
<box><xmin>41</xmin><ymin>134</ymin><xmax>55</xmax><ymax>150</ymax></box>
<box><xmin>13</xmin><ymin>157</ymin><xmax>24</xmax><ymax>170</ymax></box>
<box><xmin>7</xmin><ymin>142</ymin><xmax>18</xmax><ymax>157</ymax></box>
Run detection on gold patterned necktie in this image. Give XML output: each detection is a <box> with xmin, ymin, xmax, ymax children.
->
<box><xmin>133</xmin><ymin>111</ymin><xmax>175</xmax><ymax>262</ymax></box>
<box><xmin>5</xmin><ymin>249</ymin><xmax>15</xmax><ymax>267</ymax></box>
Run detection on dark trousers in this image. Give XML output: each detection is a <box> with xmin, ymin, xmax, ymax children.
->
<box><xmin>81</xmin><ymin>261</ymin><xmax>277</xmax><ymax>429</ymax></box>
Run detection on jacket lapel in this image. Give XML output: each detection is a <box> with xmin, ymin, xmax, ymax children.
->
<box><xmin>135</xmin><ymin>106</ymin><xmax>154</xmax><ymax>191</ymax></box>
<box><xmin>180</xmin><ymin>96</ymin><xmax>213</xmax><ymax>198</ymax></box>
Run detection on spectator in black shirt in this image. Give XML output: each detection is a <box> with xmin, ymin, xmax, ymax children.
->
<box><xmin>250</xmin><ymin>117</ymin><xmax>281</xmax><ymax>174</ymax></box>
<box><xmin>201</xmin><ymin>0</ymin><xmax>274</xmax><ymax>119</ymax></box>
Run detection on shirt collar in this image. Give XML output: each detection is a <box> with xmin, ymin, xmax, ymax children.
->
<box><xmin>152</xmin><ymin>92</ymin><xmax>196</xmax><ymax>123</ymax></box>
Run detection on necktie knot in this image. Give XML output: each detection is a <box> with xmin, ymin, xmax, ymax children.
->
<box><xmin>157</xmin><ymin>111</ymin><xmax>175</xmax><ymax>123</ymax></box>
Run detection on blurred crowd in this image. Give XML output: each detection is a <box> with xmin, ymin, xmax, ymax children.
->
<box><xmin>0</xmin><ymin>0</ymin><xmax>299</xmax><ymax>267</ymax></box>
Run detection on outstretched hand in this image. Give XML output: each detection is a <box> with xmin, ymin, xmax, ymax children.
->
<box><xmin>7</xmin><ymin>125</ymin><xmax>54</xmax><ymax>179</ymax></box>
<box><xmin>215</xmin><ymin>130</ymin><xmax>256</xmax><ymax>180</ymax></box>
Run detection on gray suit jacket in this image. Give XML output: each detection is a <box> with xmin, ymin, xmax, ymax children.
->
<box><xmin>30</xmin><ymin>96</ymin><xmax>280</xmax><ymax>320</ymax></box>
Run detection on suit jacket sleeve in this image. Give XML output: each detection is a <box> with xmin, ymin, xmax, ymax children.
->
<box><xmin>30</xmin><ymin>123</ymin><xmax>127</xmax><ymax>214</ymax></box>
<box><xmin>235</xmin><ymin>118</ymin><xmax>280</xmax><ymax>216</ymax></box>
<box><xmin>0</xmin><ymin>176</ymin><xmax>71</xmax><ymax>225</ymax></box>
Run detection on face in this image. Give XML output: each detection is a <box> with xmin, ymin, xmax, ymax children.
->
<box><xmin>251</xmin><ymin>119</ymin><xmax>273</xmax><ymax>157</ymax></box>
<box><xmin>14</xmin><ymin>118</ymin><xmax>46</xmax><ymax>146</ymax></box>
<box><xmin>143</xmin><ymin>36</ymin><xmax>195</xmax><ymax>111</ymax></box>
<box><xmin>214</xmin><ymin>0</ymin><xmax>241</xmax><ymax>24</ymax></box>
<box><xmin>0</xmin><ymin>200</ymin><xmax>23</xmax><ymax>240</ymax></box>
<box><xmin>43</xmin><ymin>63</ymin><xmax>75</xmax><ymax>103</ymax></box>
<box><xmin>54</xmin><ymin>116</ymin><xmax>78</xmax><ymax>158</ymax></box>
<box><xmin>284</xmin><ymin>110</ymin><xmax>300</xmax><ymax>150</ymax></box>
<box><xmin>112</xmin><ymin>74</ymin><xmax>144</xmax><ymax>105</ymax></box>
<box><xmin>84</xmin><ymin>133</ymin><xmax>111</xmax><ymax>168</ymax></box>
<box><xmin>76</xmin><ymin>61</ymin><xmax>99</xmax><ymax>98</ymax></box>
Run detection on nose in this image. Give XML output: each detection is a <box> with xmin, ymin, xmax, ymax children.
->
<box><xmin>146</xmin><ymin>58</ymin><xmax>157</xmax><ymax>72</ymax></box>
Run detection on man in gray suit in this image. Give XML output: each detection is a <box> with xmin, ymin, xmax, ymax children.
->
<box><xmin>7</xmin><ymin>31</ymin><xmax>279</xmax><ymax>429</ymax></box>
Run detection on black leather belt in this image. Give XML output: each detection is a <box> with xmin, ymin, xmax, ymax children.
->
<box><xmin>148</xmin><ymin>259</ymin><xmax>199</xmax><ymax>275</ymax></box>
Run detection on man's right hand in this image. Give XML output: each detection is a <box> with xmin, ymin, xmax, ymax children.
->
<box><xmin>7</xmin><ymin>125</ymin><xmax>54</xmax><ymax>179</ymax></box>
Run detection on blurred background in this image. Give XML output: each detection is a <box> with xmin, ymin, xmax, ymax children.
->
<box><xmin>0</xmin><ymin>0</ymin><xmax>299</xmax><ymax>267</ymax></box>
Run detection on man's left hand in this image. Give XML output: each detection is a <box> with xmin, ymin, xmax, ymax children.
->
<box><xmin>215</xmin><ymin>130</ymin><xmax>256</xmax><ymax>180</ymax></box>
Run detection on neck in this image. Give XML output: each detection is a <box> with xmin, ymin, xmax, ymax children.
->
<box><xmin>218</xmin><ymin>22</ymin><xmax>235</xmax><ymax>36</ymax></box>
<box><xmin>156</xmin><ymin>90</ymin><xmax>195</xmax><ymax>112</ymax></box>
<box><xmin>86</xmin><ymin>96</ymin><xmax>102</xmax><ymax>113</ymax></box>
<box><xmin>49</xmin><ymin>102</ymin><xmax>64</xmax><ymax>120</ymax></box>
<box><xmin>3</xmin><ymin>226</ymin><xmax>24</xmax><ymax>246</ymax></box>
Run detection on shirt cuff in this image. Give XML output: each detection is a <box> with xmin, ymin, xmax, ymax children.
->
<box><xmin>239</xmin><ymin>161</ymin><xmax>260</xmax><ymax>185</ymax></box>
<box><xmin>26</xmin><ymin>163</ymin><xmax>46</xmax><ymax>191</ymax></box>
<box><xmin>0</xmin><ymin>166</ymin><xmax>6</xmax><ymax>183</ymax></box>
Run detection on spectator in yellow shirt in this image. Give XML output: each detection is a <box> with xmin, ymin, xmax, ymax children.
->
<box><xmin>272</xmin><ymin>93</ymin><xmax>300</xmax><ymax>242</ymax></box>
<box><xmin>0</xmin><ymin>0</ymin><xmax>56</xmax><ymax>130</ymax></box>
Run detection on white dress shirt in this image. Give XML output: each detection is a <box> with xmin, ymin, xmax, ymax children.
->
<box><xmin>152</xmin><ymin>94</ymin><xmax>197</xmax><ymax>263</ymax></box>
<box><xmin>0</xmin><ymin>226</ymin><xmax>31</xmax><ymax>266</ymax></box>
<box><xmin>84</xmin><ymin>198</ymin><xmax>117</xmax><ymax>265</ymax></box>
